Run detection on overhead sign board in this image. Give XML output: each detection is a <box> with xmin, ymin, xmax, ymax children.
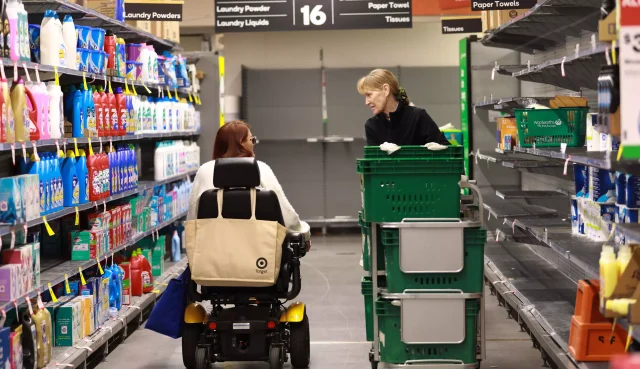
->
<box><xmin>214</xmin><ymin>0</ymin><xmax>413</xmax><ymax>33</ymax></box>
<box><xmin>441</xmin><ymin>17</ymin><xmax>482</xmax><ymax>34</ymax></box>
<box><xmin>124</xmin><ymin>0</ymin><xmax>183</xmax><ymax>21</ymax></box>
<box><xmin>470</xmin><ymin>0</ymin><xmax>537</xmax><ymax>11</ymax></box>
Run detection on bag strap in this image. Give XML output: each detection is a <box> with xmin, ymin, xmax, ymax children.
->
<box><xmin>216</xmin><ymin>189</ymin><xmax>224</xmax><ymax>219</ymax></box>
<box><xmin>250</xmin><ymin>188</ymin><xmax>257</xmax><ymax>220</ymax></box>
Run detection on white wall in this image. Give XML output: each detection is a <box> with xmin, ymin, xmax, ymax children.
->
<box><xmin>218</xmin><ymin>18</ymin><xmax>466</xmax><ymax>96</ymax></box>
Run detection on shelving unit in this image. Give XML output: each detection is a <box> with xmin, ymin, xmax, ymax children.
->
<box><xmin>471</xmin><ymin>0</ymin><xmax>630</xmax><ymax>367</ymax></box>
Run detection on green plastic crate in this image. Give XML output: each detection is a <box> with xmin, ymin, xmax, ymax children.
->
<box><xmin>514</xmin><ymin>107</ymin><xmax>589</xmax><ymax>148</ymax></box>
<box><xmin>381</xmin><ymin>228</ymin><xmax>486</xmax><ymax>293</ymax></box>
<box><xmin>359</xmin><ymin>211</ymin><xmax>385</xmax><ymax>272</ymax></box>
<box><xmin>357</xmin><ymin>159</ymin><xmax>464</xmax><ymax>222</ymax></box>
<box><xmin>364</xmin><ymin>146</ymin><xmax>464</xmax><ymax>160</ymax></box>
<box><xmin>361</xmin><ymin>276</ymin><xmax>387</xmax><ymax>342</ymax></box>
<box><xmin>376</xmin><ymin>298</ymin><xmax>480</xmax><ymax>364</ymax></box>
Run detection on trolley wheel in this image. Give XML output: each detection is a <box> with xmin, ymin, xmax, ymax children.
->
<box><xmin>195</xmin><ymin>347</ymin><xmax>209</xmax><ymax>369</ymax></box>
<box><xmin>290</xmin><ymin>313</ymin><xmax>310</xmax><ymax>368</ymax></box>
<box><xmin>182</xmin><ymin>323</ymin><xmax>203</xmax><ymax>369</ymax></box>
<box><xmin>269</xmin><ymin>346</ymin><xmax>284</xmax><ymax>369</ymax></box>
<box><xmin>475</xmin><ymin>360</ymin><xmax>482</xmax><ymax>369</ymax></box>
<box><xmin>369</xmin><ymin>351</ymin><xmax>378</xmax><ymax>369</ymax></box>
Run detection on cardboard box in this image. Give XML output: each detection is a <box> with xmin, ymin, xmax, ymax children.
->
<box><xmin>162</xmin><ymin>21</ymin><xmax>180</xmax><ymax>43</ymax></box>
<box><xmin>0</xmin><ymin>327</ymin><xmax>10</xmax><ymax>368</ymax></box>
<box><xmin>0</xmin><ymin>265</ymin><xmax>22</xmax><ymax>301</ymax></box>
<box><xmin>481</xmin><ymin>11</ymin><xmax>490</xmax><ymax>32</ymax></box>
<box><xmin>151</xmin><ymin>21</ymin><xmax>163</xmax><ymax>38</ymax></box>
<box><xmin>496</xmin><ymin>9</ymin><xmax>527</xmax><ymax>28</ymax></box>
<box><xmin>3</xmin><ymin>245</ymin><xmax>34</xmax><ymax>293</ymax></box>
<box><xmin>70</xmin><ymin>231</ymin><xmax>99</xmax><ymax>261</ymax></box>
<box><xmin>549</xmin><ymin>95</ymin><xmax>589</xmax><ymax>108</ymax></box>
<box><xmin>55</xmin><ymin>300</ymin><xmax>82</xmax><ymax>346</ymax></box>
<box><xmin>126</xmin><ymin>20</ymin><xmax>152</xmax><ymax>33</ymax></box>
<box><xmin>497</xmin><ymin>117</ymin><xmax>518</xmax><ymax>151</ymax></box>
<box><xmin>75</xmin><ymin>296</ymin><xmax>95</xmax><ymax>337</ymax></box>
<box><xmin>599</xmin><ymin>9</ymin><xmax>617</xmax><ymax>42</ymax></box>
<box><xmin>0</xmin><ymin>177</ymin><xmax>24</xmax><ymax>225</ymax></box>
<box><xmin>85</xmin><ymin>0</ymin><xmax>116</xmax><ymax>18</ymax></box>
<box><xmin>10</xmin><ymin>326</ymin><xmax>22</xmax><ymax>369</ymax></box>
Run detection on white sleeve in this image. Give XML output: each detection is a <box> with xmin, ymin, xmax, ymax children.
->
<box><xmin>187</xmin><ymin>163</ymin><xmax>214</xmax><ymax>220</ymax></box>
<box><xmin>259</xmin><ymin>162</ymin><xmax>311</xmax><ymax>241</ymax></box>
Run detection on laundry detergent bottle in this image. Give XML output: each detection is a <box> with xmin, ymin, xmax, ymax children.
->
<box><xmin>71</xmin><ymin>87</ymin><xmax>85</xmax><ymax>138</ymax></box>
<box><xmin>83</xmin><ymin>84</ymin><xmax>95</xmax><ymax>136</ymax></box>
<box><xmin>93</xmin><ymin>86</ymin><xmax>103</xmax><ymax>137</ymax></box>
<box><xmin>61</xmin><ymin>150</ymin><xmax>79</xmax><ymax>206</ymax></box>
<box><xmin>11</xmin><ymin>76</ymin><xmax>36</xmax><ymax>142</ymax></box>
<box><xmin>137</xmin><ymin>248</ymin><xmax>153</xmax><ymax>293</ymax></box>
<box><xmin>6</xmin><ymin>0</ymin><xmax>20</xmax><ymax>62</ymax></box>
<box><xmin>114</xmin><ymin>87</ymin><xmax>126</xmax><ymax>136</ymax></box>
<box><xmin>76</xmin><ymin>149</ymin><xmax>88</xmax><ymax>204</ymax></box>
<box><xmin>40</xmin><ymin>10</ymin><xmax>64</xmax><ymax>67</ymax></box>
<box><xmin>24</xmin><ymin>81</ymin><xmax>39</xmax><ymax>141</ymax></box>
<box><xmin>20</xmin><ymin>309</ymin><xmax>37</xmax><ymax>369</ymax></box>
<box><xmin>46</xmin><ymin>82</ymin><xmax>63</xmax><ymax>139</ymax></box>
<box><xmin>62</xmin><ymin>15</ymin><xmax>77</xmax><ymax>69</ymax></box>
<box><xmin>0</xmin><ymin>74</ymin><xmax>13</xmax><ymax>143</ymax></box>
<box><xmin>31</xmin><ymin>302</ymin><xmax>52</xmax><ymax>368</ymax></box>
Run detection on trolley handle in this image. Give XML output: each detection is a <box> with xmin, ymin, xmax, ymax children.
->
<box><xmin>400</xmin><ymin>218</ymin><xmax>462</xmax><ymax>223</ymax></box>
<box><xmin>402</xmin><ymin>289</ymin><xmax>464</xmax><ymax>294</ymax></box>
<box><xmin>404</xmin><ymin>359</ymin><xmax>466</xmax><ymax>366</ymax></box>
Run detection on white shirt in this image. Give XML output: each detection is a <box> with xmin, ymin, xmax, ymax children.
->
<box><xmin>187</xmin><ymin>159</ymin><xmax>311</xmax><ymax>241</ymax></box>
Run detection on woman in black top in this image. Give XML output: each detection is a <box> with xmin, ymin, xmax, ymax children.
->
<box><xmin>357</xmin><ymin>69</ymin><xmax>450</xmax><ymax>146</ymax></box>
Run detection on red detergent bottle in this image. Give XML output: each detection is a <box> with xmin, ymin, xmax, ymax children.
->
<box><xmin>130</xmin><ymin>249</ymin><xmax>143</xmax><ymax>296</ymax></box>
<box><xmin>137</xmin><ymin>248</ymin><xmax>154</xmax><ymax>293</ymax></box>
<box><xmin>92</xmin><ymin>86</ymin><xmax>103</xmax><ymax>137</ymax></box>
<box><xmin>114</xmin><ymin>87</ymin><xmax>126</xmax><ymax>136</ymax></box>
<box><xmin>98</xmin><ymin>87</ymin><xmax>110</xmax><ymax>137</ymax></box>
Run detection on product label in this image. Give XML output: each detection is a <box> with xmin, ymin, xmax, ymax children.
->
<box><xmin>141</xmin><ymin>271</ymin><xmax>151</xmax><ymax>288</ymax></box>
<box><xmin>97</xmin><ymin>107</ymin><xmax>103</xmax><ymax>132</ymax></box>
<box><xmin>39</xmin><ymin>180</ymin><xmax>44</xmax><ymax>213</ymax></box>
<box><xmin>111</xmin><ymin>108</ymin><xmax>117</xmax><ymax>131</ymax></box>
<box><xmin>72</xmin><ymin>175</ymin><xmax>79</xmax><ymax>204</ymax></box>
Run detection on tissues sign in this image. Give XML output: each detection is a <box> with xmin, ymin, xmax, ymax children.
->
<box><xmin>471</xmin><ymin>0</ymin><xmax>536</xmax><ymax>10</ymax></box>
<box><xmin>124</xmin><ymin>0</ymin><xmax>183</xmax><ymax>21</ymax></box>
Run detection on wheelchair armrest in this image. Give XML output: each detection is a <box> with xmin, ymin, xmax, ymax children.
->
<box><xmin>286</xmin><ymin>232</ymin><xmax>307</xmax><ymax>257</ymax></box>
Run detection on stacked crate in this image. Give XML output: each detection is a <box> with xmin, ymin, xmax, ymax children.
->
<box><xmin>358</xmin><ymin>146</ymin><xmax>486</xmax><ymax>367</ymax></box>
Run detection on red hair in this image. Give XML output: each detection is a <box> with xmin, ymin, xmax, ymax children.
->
<box><xmin>213</xmin><ymin>120</ymin><xmax>255</xmax><ymax>160</ymax></box>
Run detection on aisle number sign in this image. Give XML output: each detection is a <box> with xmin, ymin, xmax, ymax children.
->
<box><xmin>214</xmin><ymin>0</ymin><xmax>412</xmax><ymax>33</ymax></box>
<box><xmin>620</xmin><ymin>0</ymin><xmax>640</xmax><ymax>158</ymax></box>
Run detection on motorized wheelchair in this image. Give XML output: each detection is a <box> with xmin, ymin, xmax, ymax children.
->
<box><xmin>182</xmin><ymin>157</ymin><xmax>310</xmax><ymax>369</ymax></box>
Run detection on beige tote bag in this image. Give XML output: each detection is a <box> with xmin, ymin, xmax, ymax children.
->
<box><xmin>185</xmin><ymin>188</ymin><xmax>287</xmax><ymax>287</ymax></box>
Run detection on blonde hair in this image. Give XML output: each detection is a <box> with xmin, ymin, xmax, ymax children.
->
<box><xmin>357</xmin><ymin>68</ymin><xmax>410</xmax><ymax>104</ymax></box>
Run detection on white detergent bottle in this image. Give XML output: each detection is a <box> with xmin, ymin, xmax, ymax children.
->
<box><xmin>154</xmin><ymin>142</ymin><xmax>166</xmax><ymax>181</ymax></box>
<box><xmin>62</xmin><ymin>15</ymin><xmax>77</xmax><ymax>69</ymax></box>
<box><xmin>46</xmin><ymin>82</ymin><xmax>63</xmax><ymax>139</ymax></box>
<box><xmin>18</xmin><ymin>0</ymin><xmax>28</xmax><ymax>62</ymax></box>
<box><xmin>40</xmin><ymin>10</ymin><xmax>63</xmax><ymax>66</ymax></box>
<box><xmin>54</xmin><ymin>12</ymin><xmax>65</xmax><ymax>67</ymax></box>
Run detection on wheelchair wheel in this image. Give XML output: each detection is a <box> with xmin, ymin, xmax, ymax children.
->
<box><xmin>289</xmin><ymin>313</ymin><xmax>310</xmax><ymax>368</ymax></box>
<box><xmin>182</xmin><ymin>323</ymin><xmax>203</xmax><ymax>369</ymax></box>
<box><xmin>269</xmin><ymin>346</ymin><xmax>284</xmax><ymax>369</ymax></box>
<box><xmin>195</xmin><ymin>347</ymin><xmax>209</xmax><ymax>369</ymax></box>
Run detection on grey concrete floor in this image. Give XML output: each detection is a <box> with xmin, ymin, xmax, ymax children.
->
<box><xmin>96</xmin><ymin>235</ymin><xmax>545</xmax><ymax>369</ymax></box>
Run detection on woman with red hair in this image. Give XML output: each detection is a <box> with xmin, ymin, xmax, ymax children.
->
<box><xmin>187</xmin><ymin>120</ymin><xmax>311</xmax><ymax>248</ymax></box>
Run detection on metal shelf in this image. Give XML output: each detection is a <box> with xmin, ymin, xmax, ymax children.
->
<box><xmin>0</xmin><ymin>131</ymin><xmax>200</xmax><ymax>152</ymax></box>
<box><xmin>23</xmin><ymin>0</ymin><xmax>180</xmax><ymax>52</ymax></box>
<box><xmin>43</xmin><ymin>259</ymin><xmax>188</xmax><ymax>369</ymax></box>
<box><xmin>496</xmin><ymin>190</ymin><xmax>568</xmax><ymax>199</ymax></box>
<box><xmin>480</xmin><ymin>0</ymin><xmax>602</xmax><ymax>54</ymax></box>
<box><xmin>0</xmin><ymin>169</ymin><xmax>198</xmax><ymax>236</ymax></box>
<box><xmin>473</xmin><ymin>97</ymin><xmax>552</xmax><ymax>114</ymax></box>
<box><xmin>2</xmin><ymin>58</ymin><xmax>195</xmax><ymax>97</ymax></box>
<box><xmin>483</xmin><ymin>190</ymin><xmax>558</xmax><ymax>219</ymax></box>
<box><xmin>1</xmin><ymin>209</ymin><xmax>188</xmax><ymax>315</ymax></box>
<box><xmin>485</xmin><ymin>241</ymin><xmax>608</xmax><ymax>369</ymax></box>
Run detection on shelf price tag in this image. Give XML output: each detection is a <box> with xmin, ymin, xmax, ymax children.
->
<box><xmin>612</xmin><ymin>41</ymin><xmax>617</xmax><ymax>65</ymax></box>
<box><xmin>0</xmin><ymin>60</ymin><xmax>5</xmax><ymax>80</ymax></box>
<box><xmin>167</xmin><ymin>85</ymin><xmax>172</xmax><ymax>99</ymax></box>
<box><xmin>21</xmin><ymin>62</ymin><xmax>30</xmax><ymax>82</ymax></box>
<box><xmin>36</xmin><ymin>289</ymin><xmax>45</xmax><ymax>310</ymax></box>
<box><xmin>563</xmin><ymin>155</ymin><xmax>571</xmax><ymax>176</ymax></box>
<box><xmin>108</xmin><ymin>79</ymin><xmax>113</xmax><ymax>94</ymax></box>
<box><xmin>124</xmin><ymin>78</ymin><xmax>130</xmax><ymax>94</ymax></box>
<box><xmin>64</xmin><ymin>274</ymin><xmax>71</xmax><ymax>294</ymax></box>
<box><xmin>25</xmin><ymin>295</ymin><xmax>33</xmax><ymax>315</ymax></box>
<box><xmin>75</xmin><ymin>207</ymin><xmax>79</xmax><ymax>225</ymax></box>
<box><xmin>141</xmin><ymin>82</ymin><xmax>150</xmax><ymax>94</ymax></box>
<box><xmin>10</xmin><ymin>144</ymin><xmax>14</xmax><ymax>165</ymax></box>
<box><xmin>10</xmin><ymin>229</ymin><xmax>15</xmax><ymax>249</ymax></box>
<box><xmin>617</xmin><ymin>146</ymin><xmax>624</xmax><ymax>162</ymax></box>
<box><xmin>626</xmin><ymin>327</ymin><xmax>634</xmax><ymax>351</ymax></box>
<box><xmin>83</xmin><ymin>72</ymin><xmax>88</xmax><ymax>90</ymax></box>
<box><xmin>13</xmin><ymin>61</ymin><xmax>17</xmax><ymax>82</ymax></box>
<box><xmin>31</xmin><ymin>141</ymin><xmax>39</xmax><ymax>161</ymax></box>
<box><xmin>54</xmin><ymin>66</ymin><xmax>60</xmax><ymax>86</ymax></box>
<box><xmin>73</xmin><ymin>138</ymin><xmax>79</xmax><ymax>156</ymax></box>
<box><xmin>606</xmin><ymin>46</ymin><xmax>612</xmax><ymax>66</ymax></box>
<box><xmin>88</xmin><ymin>138</ymin><xmax>94</xmax><ymax>156</ymax></box>
<box><xmin>98</xmin><ymin>137</ymin><xmax>103</xmax><ymax>153</ymax></box>
<box><xmin>35</xmin><ymin>64</ymin><xmax>40</xmax><ymax>83</ymax></box>
<box><xmin>78</xmin><ymin>267</ymin><xmax>87</xmax><ymax>285</ymax></box>
<box><xmin>42</xmin><ymin>216</ymin><xmax>55</xmax><ymax>236</ymax></box>
<box><xmin>561</xmin><ymin>57</ymin><xmax>566</xmax><ymax>77</ymax></box>
<box><xmin>47</xmin><ymin>283</ymin><xmax>58</xmax><ymax>303</ymax></box>
<box><xmin>97</xmin><ymin>259</ymin><xmax>104</xmax><ymax>275</ymax></box>
<box><xmin>12</xmin><ymin>300</ymin><xmax>18</xmax><ymax>320</ymax></box>
<box><xmin>174</xmin><ymin>87</ymin><xmax>178</xmax><ymax>98</ymax></box>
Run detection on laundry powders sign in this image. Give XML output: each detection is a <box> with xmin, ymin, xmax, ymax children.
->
<box><xmin>124</xmin><ymin>0</ymin><xmax>183</xmax><ymax>21</ymax></box>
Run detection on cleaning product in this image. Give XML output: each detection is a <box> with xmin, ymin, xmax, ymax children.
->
<box><xmin>6</xmin><ymin>0</ymin><xmax>20</xmax><ymax>62</ymax></box>
<box><xmin>107</xmin><ymin>88</ymin><xmax>117</xmax><ymax>136</ymax></box>
<box><xmin>618</xmin><ymin>245</ymin><xmax>632</xmax><ymax>278</ymax></box>
<box><xmin>172</xmin><ymin>230</ymin><xmax>181</xmax><ymax>262</ymax></box>
<box><xmin>113</xmin><ymin>264</ymin><xmax>123</xmax><ymax>310</ymax></box>
<box><xmin>600</xmin><ymin>245</ymin><xmax>618</xmax><ymax>307</ymax></box>
<box><xmin>76</xmin><ymin>149</ymin><xmax>88</xmax><ymax>204</ymax></box>
<box><xmin>0</xmin><ymin>75</ymin><xmax>13</xmax><ymax>143</ymax></box>
<box><xmin>10</xmin><ymin>325</ymin><xmax>23</xmax><ymax>369</ymax></box>
<box><xmin>62</xmin><ymin>15</ymin><xmax>77</xmax><ymax>69</ymax></box>
<box><xmin>61</xmin><ymin>150</ymin><xmax>79</xmax><ymax>206</ymax></box>
<box><xmin>18</xmin><ymin>0</ymin><xmax>29</xmax><ymax>62</ymax></box>
<box><xmin>11</xmin><ymin>77</ymin><xmax>36</xmax><ymax>142</ymax></box>
<box><xmin>46</xmin><ymin>82</ymin><xmax>63</xmax><ymax>139</ymax></box>
<box><xmin>114</xmin><ymin>0</ymin><xmax>125</xmax><ymax>21</ymax></box>
<box><xmin>104</xmin><ymin>31</ymin><xmax>116</xmax><ymax>71</ymax></box>
<box><xmin>71</xmin><ymin>87</ymin><xmax>84</xmax><ymax>138</ymax></box>
<box><xmin>83</xmin><ymin>84</ymin><xmax>95</xmax><ymax>136</ymax></box>
<box><xmin>24</xmin><ymin>81</ymin><xmax>39</xmax><ymax>141</ymax></box>
<box><xmin>40</xmin><ymin>10</ymin><xmax>65</xmax><ymax>67</ymax></box>
<box><xmin>114</xmin><ymin>87</ymin><xmax>126</xmax><ymax>136</ymax></box>
<box><xmin>98</xmin><ymin>87</ymin><xmax>110</xmax><ymax>136</ymax></box>
<box><xmin>31</xmin><ymin>303</ymin><xmax>52</xmax><ymax>368</ymax></box>
<box><xmin>92</xmin><ymin>86</ymin><xmax>102</xmax><ymax>136</ymax></box>
<box><xmin>20</xmin><ymin>309</ymin><xmax>37</xmax><ymax>369</ymax></box>
<box><xmin>136</xmin><ymin>248</ymin><xmax>153</xmax><ymax>293</ymax></box>
<box><xmin>115</xmin><ymin>38</ymin><xmax>126</xmax><ymax>78</ymax></box>
<box><xmin>33</xmin><ymin>82</ymin><xmax>50</xmax><ymax>140</ymax></box>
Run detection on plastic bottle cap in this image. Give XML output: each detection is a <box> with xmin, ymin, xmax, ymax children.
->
<box><xmin>64</xmin><ymin>14</ymin><xmax>73</xmax><ymax>22</ymax></box>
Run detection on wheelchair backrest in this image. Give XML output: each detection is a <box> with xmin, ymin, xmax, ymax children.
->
<box><xmin>196</xmin><ymin>157</ymin><xmax>285</xmax><ymax>226</ymax></box>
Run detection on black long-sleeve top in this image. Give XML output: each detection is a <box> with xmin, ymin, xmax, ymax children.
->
<box><xmin>364</xmin><ymin>102</ymin><xmax>451</xmax><ymax>146</ymax></box>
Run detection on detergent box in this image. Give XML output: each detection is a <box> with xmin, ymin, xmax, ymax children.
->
<box><xmin>2</xmin><ymin>245</ymin><xmax>34</xmax><ymax>293</ymax></box>
<box><xmin>31</xmin><ymin>241</ymin><xmax>40</xmax><ymax>287</ymax></box>
<box><xmin>99</xmin><ymin>276</ymin><xmax>110</xmax><ymax>324</ymax></box>
<box><xmin>55</xmin><ymin>299</ymin><xmax>83</xmax><ymax>346</ymax></box>
<box><xmin>10</xmin><ymin>325</ymin><xmax>22</xmax><ymax>369</ymax></box>
<box><xmin>75</xmin><ymin>296</ymin><xmax>95</xmax><ymax>337</ymax></box>
<box><xmin>442</xmin><ymin>129</ymin><xmax>463</xmax><ymax>146</ymax></box>
<box><xmin>152</xmin><ymin>236</ymin><xmax>166</xmax><ymax>277</ymax></box>
<box><xmin>70</xmin><ymin>231</ymin><xmax>99</xmax><ymax>261</ymax></box>
<box><xmin>0</xmin><ymin>177</ymin><xmax>24</xmax><ymax>225</ymax></box>
<box><xmin>0</xmin><ymin>327</ymin><xmax>10</xmax><ymax>368</ymax></box>
<box><xmin>82</xmin><ymin>277</ymin><xmax>100</xmax><ymax>331</ymax></box>
<box><xmin>0</xmin><ymin>264</ymin><xmax>22</xmax><ymax>301</ymax></box>
<box><xmin>15</xmin><ymin>174</ymin><xmax>39</xmax><ymax>222</ymax></box>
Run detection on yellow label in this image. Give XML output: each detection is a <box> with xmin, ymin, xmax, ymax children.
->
<box><xmin>167</xmin><ymin>85</ymin><xmax>172</xmax><ymax>99</ymax></box>
<box><xmin>188</xmin><ymin>92</ymin><xmax>193</xmax><ymax>102</ymax></box>
<box><xmin>82</xmin><ymin>72</ymin><xmax>88</xmax><ymax>90</ymax></box>
<box><xmin>75</xmin><ymin>207</ymin><xmax>79</xmax><ymax>225</ymax></box>
<box><xmin>48</xmin><ymin>283</ymin><xmax>58</xmax><ymax>303</ymax></box>
<box><xmin>54</xmin><ymin>66</ymin><xmax>59</xmax><ymax>86</ymax></box>
<box><xmin>78</xmin><ymin>267</ymin><xmax>86</xmax><ymax>285</ymax></box>
<box><xmin>97</xmin><ymin>260</ymin><xmax>104</xmax><ymax>275</ymax></box>
<box><xmin>42</xmin><ymin>216</ymin><xmax>55</xmax><ymax>236</ymax></box>
<box><xmin>64</xmin><ymin>274</ymin><xmax>71</xmax><ymax>294</ymax></box>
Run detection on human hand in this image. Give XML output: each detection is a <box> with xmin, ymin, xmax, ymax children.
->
<box><xmin>305</xmin><ymin>240</ymin><xmax>311</xmax><ymax>252</ymax></box>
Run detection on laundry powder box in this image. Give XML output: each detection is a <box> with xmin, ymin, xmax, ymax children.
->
<box><xmin>574</xmin><ymin>164</ymin><xmax>588</xmax><ymax>198</ymax></box>
<box><xmin>589</xmin><ymin>167</ymin><xmax>616</xmax><ymax>203</ymax></box>
<box><xmin>55</xmin><ymin>299</ymin><xmax>83</xmax><ymax>347</ymax></box>
<box><xmin>100</xmin><ymin>276</ymin><xmax>110</xmax><ymax>324</ymax></box>
<box><xmin>2</xmin><ymin>245</ymin><xmax>34</xmax><ymax>293</ymax></box>
<box><xmin>0</xmin><ymin>177</ymin><xmax>25</xmax><ymax>225</ymax></box>
<box><xmin>626</xmin><ymin>174</ymin><xmax>640</xmax><ymax>208</ymax></box>
<box><xmin>0</xmin><ymin>327</ymin><xmax>10</xmax><ymax>368</ymax></box>
<box><xmin>70</xmin><ymin>231</ymin><xmax>99</xmax><ymax>261</ymax></box>
<box><xmin>10</xmin><ymin>326</ymin><xmax>23</xmax><ymax>369</ymax></box>
<box><xmin>75</xmin><ymin>296</ymin><xmax>95</xmax><ymax>337</ymax></box>
<box><xmin>31</xmin><ymin>242</ymin><xmax>40</xmax><ymax>287</ymax></box>
<box><xmin>442</xmin><ymin>128</ymin><xmax>462</xmax><ymax>146</ymax></box>
<box><xmin>82</xmin><ymin>277</ymin><xmax>100</xmax><ymax>331</ymax></box>
<box><xmin>0</xmin><ymin>265</ymin><xmax>22</xmax><ymax>301</ymax></box>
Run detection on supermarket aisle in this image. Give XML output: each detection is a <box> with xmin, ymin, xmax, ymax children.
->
<box><xmin>97</xmin><ymin>235</ymin><xmax>543</xmax><ymax>369</ymax></box>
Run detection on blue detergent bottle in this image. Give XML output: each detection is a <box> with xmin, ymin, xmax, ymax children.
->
<box><xmin>72</xmin><ymin>88</ymin><xmax>85</xmax><ymax>138</ymax></box>
<box><xmin>64</xmin><ymin>85</ymin><xmax>76</xmax><ymax>125</ymax></box>
<box><xmin>109</xmin><ymin>147</ymin><xmax>118</xmax><ymax>195</ymax></box>
<box><xmin>76</xmin><ymin>149</ymin><xmax>88</xmax><ymax>204</ymax></box>
<box><xmin>43</xmin><ymin>153</ymin><xmax>52</xmax><ymax>213</ymax></box>
<box><xmin>114</xmin><ymin>265</ymin><xmax>123</xmax><ymax>310</ymax></box>
<box><xmin>172</xmin><ymin>230</ymin><xmax>181</xmax><ymax>262</ymax></box>
<box><xmin>83</xmin><ymin>85</ymin><xmax>95</xmax><ymax>135</ymax></box>
<box><xmin>61</xmin><ymin>150</ymin><xmax>79</xmax><ymax>207</ymax></box>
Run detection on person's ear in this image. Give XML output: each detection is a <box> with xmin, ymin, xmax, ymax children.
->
<box><xmin>382</xmin><ymin>84</ymin><xmax>390</xmax><ymax>97</ymax></box>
